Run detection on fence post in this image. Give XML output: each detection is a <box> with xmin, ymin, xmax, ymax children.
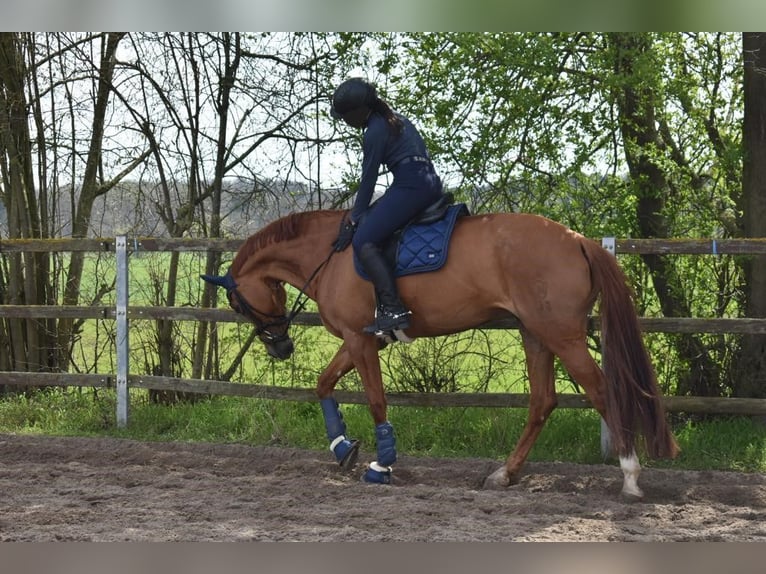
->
<box><xmin>600</xmin><ymin>236</ymin><xmax>616</xmax><ymax>459</ymax></box>
<box><xmin>116</xmin><ymin>235</ymin><xmax>129</xmax><ymax>427</ymax></box>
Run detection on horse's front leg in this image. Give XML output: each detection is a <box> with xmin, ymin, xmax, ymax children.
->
<box><xmin>316</xmin><ymin>343</ymin><xmax>360</xmax><ymax>471</ymax></box>
<box><xmin>343</xmin><ymin>334</ymin><xmax>397</xmax><ymax>484</ymax></box>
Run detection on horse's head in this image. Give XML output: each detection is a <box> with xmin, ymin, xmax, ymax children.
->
<box><xmin>201</xmin><ymin>269</ymin><xmax>295</xmax><ymax>360</ymax></box>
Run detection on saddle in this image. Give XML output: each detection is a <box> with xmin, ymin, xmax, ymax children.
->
<box><xmin>410</xmin><ymin>192</ymin><xmax>455</xmax><ymax>225</ymax></box>
<box><xmin>353</xmin><ymin>193</ymin><xmax>470</xmax><ymax>279</ymax></box>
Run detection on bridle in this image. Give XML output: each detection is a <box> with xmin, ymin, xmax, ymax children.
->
<box><xmin>222</xmin><ymin>249</ymin><xmax>336</xmax><ymax>344</ymax></box>
<box><xmin>226</xmin><ymin>285</ymin><xmax>293</xmax><ymax>344</ymax></box>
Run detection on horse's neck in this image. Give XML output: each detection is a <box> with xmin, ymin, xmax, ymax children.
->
<box><xmin>261</xmin><ymin>215</ymin><xmax>339</xmax><ymax>290</ymax></box>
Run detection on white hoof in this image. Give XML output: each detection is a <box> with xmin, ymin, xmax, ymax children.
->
<box><xmin>621</xmin><ymin>484</ymin><xmax>644</xmax><ymax>501</ymax></box>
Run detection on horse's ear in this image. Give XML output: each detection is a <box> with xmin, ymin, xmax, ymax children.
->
<box><xmin>200</xmin><ymin>274</ymin><xmax>223</xmax><ymax>287</ymax></box>
<box><xmin>200</xmin><ymin>273</ymin><xmax>236</xmax><ymax>290</ymax></box>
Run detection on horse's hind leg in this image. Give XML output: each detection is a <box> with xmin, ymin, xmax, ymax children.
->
<box><xmin>316</xmin><ymin>343</ymin><xmax>360</xmax><ymax>470</ymax></box>
<box><xmin>484</xmin><ymin>329</ymin><xmax>557</xmax><ymax>489</ymax></box>
<box><xmin>552</xmin><ymin>339</ymin><xmax>644</xmax><ymax>500</ymax></box>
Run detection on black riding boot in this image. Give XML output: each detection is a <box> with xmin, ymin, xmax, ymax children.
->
<box><xmin>357</xmin><ymin>243</ymin><xmax>411</xmax><ymax>334</ymax></box>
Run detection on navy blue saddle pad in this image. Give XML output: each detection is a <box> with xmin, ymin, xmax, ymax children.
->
<box><xmin>354</xmin><ymin>203</ymin><xmax>469</xmax><ymax>279</ymax></box>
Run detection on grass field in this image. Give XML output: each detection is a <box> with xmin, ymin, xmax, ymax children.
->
<box><xmin>1</xmin><ymin>387</ymin><xmax>764</xmax><ymax>473</ymax></box>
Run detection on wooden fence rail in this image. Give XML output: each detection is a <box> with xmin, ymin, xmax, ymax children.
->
<box><xmin>3</xmin><ymin>371</ymin><xmax>766</xmax><ymax>416</ymax></box>
<box><xmin>3</xmin><ymin>235</ymin><xmax>766</xmax><ymax>422</ymax></box>
<box><xmin>6</xmin><ymin>305</ymin><xmax>766</xmax><ymax>334</ymax></box>
<box><xmin>5</xmin><ymin>236</ymin><xmax>766</xmax><ymax>254</ymax></box>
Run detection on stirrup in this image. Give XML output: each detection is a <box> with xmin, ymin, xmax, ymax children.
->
<box><xmin>363</xmin><ymin>308</ymin><xmax>411</xmax><ymax>335</ymax></box>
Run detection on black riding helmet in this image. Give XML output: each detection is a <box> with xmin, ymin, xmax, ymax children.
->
<box><xmin>331</xmin><ymin>78</ymin><xmax>377</xmax><ymax>128</ymax></box>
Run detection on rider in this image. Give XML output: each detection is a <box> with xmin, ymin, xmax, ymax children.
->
<box><xmin>330</xmin><ymin>77</ymin><xmax>443</xmax><ymax>334</ymax></box>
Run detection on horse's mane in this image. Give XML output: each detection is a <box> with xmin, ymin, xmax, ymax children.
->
<box><xmin>230</xmin><ymin>210</ymin><xmax>340</xmax><ymax>274</ymax></box>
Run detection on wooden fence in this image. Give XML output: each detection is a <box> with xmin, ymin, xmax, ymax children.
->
<box><xmin>3</xmin><ymin>236</ymin><xmax>766</xmax><ymax>426</ymax></box>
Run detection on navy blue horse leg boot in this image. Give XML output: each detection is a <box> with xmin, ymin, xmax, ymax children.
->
<box><xmin>363</xmin><ymin>421</ymin><xmax>397</xmax><ymax>484</ymax></box>
<box><xmin>320</xmin><ymin>397</ymin><xmax>360</xmax><ymax>470</ymax></box>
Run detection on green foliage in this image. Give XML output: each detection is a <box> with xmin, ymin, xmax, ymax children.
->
<box><xmin>2</xmin><ymin>389</ymin><xmax>764</xmax><ymax>473</ymax></box>
<box><xmin>380</xmin><ymin>330</ymin><xmax>525</xmax><ymax>394</ymax></box>
<box><xmin>0</xmin><ymin>390</ymin><xmax>113</xmax><ymax>434</ymax></box>
<box><xmin>665</xmin><ymin>416</ymin><xmax>766</xmax><ymax>473</ymax></box>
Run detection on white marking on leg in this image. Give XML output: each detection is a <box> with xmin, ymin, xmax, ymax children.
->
<box><xmin>619</xmin><ymin>450</ymin><xmax>644</xmax><ymax>499</ymax></box>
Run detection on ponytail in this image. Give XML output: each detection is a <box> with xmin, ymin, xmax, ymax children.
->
<box><xmin>371</xmin><ymin>98</ymin><xmax>404</xmax><ymax>136</ymax></box>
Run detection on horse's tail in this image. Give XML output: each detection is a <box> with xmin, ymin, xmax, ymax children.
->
<box><xmin>581</xmin><ymin>239</ymin><xmax>679</xmax><ymax>460</ymax></box>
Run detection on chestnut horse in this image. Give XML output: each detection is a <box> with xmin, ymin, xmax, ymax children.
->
<box><xmin>202</xmin><ymin>209</ymin><xmax>678</xmax><ymax>498</ymax></box>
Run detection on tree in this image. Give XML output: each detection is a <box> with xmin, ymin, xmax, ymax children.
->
<box><xmin>110</xmin><ymin>33</ymin><xmax>357</xmax><ymax>385</ymax></box>
<box><xmin>0</xmin><ymin>32</ymin><xmax>52</xmax><ymax>374</ymax></box>
<box><xmin>606</xmin><ymin>33</ymin><xmax>735</xmax><ymax>397</ymax></box>
<box><xmin>1</xmin><ymin>32</ymin><xmax>367</xmax><ymax>389</ymax></box>
<box><xmin>1</xmin><ymin>33</ymin><xmax>149</xmax><ymax>379</ymax></box>
<box><xmin>55</xmin><ymin>33</ymin><xmax>153</xmax><ymax>371</ymax></box>
<box><xmin>733</xmin><ymin>32</ymin><xmax>766</xmax><ymax>398</ymax></box>
<box><xmin>390</xmin><ymin>33</ymin><xmax>743</xmax><ymax>396</ymax></box>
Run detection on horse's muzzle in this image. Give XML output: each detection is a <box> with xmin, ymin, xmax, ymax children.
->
<box><xmin>265</xmin><ymin>337</ymin><xmax>294</xmax><ymax>360</ymax></box>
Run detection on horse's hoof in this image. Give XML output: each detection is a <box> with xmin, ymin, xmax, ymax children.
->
<box><xmin>362</xmin><ymin>462</ymin><xmax>392</xmax><ymax>484</ymax></box>
<box><xmin>620</xmin><ymin>487</ymin><xmax>644</xmax><ymax>503</ymax></box>
<box><xmin>339</xmin><ymin>439</ymin><xmax>360</xmax><ymax>471</ymax></box>
<box><xmin>482</xmin><ymin>467</ymin><xmax>511</xmax><ymax>490</ymax></box>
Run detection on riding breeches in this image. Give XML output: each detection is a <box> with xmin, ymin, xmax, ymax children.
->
<box><xmin>352</xmin><ymin>161</ymin><xmax>443</xmax><ymax>251</ymax></box>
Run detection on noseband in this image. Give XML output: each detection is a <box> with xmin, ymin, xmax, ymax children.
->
<box><xmin>227</xmin><ymin>284</ymin><xmax>293</xmax><ymax>344</ymax></box>
<box><xmin>200</xmin><ymin>270</ymin><xmax>291</xmax><ymax>343</ymax></box>
<box><xmin>205</xmin><ymin>269</ymin><xmax>317</xmax><ymax>345</ymax></box>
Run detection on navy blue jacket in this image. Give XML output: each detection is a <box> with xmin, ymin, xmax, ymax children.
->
<box><xmin>351</xmin><ymin>112</ymin><xmax>429</xmax><ymax>223</ymax></box>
